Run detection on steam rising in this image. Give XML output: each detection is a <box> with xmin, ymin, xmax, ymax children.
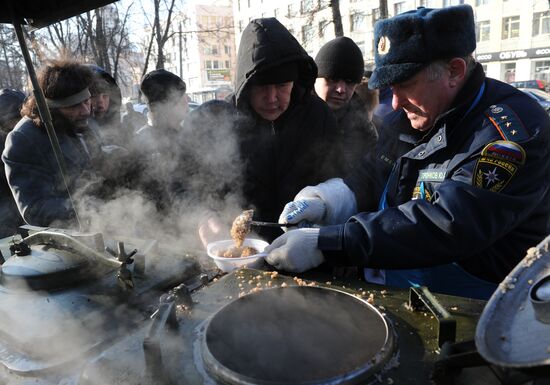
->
<box><xmin>76</xmin><ymin>99</ymin><xmax>249</xmax><ymax>255</ymax></box>
<box><xmin>0</xmin><ymin>99</ymin><xmax>254</xmax><ymax>384</ymax></box>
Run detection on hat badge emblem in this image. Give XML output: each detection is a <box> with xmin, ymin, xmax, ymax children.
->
<box><xmin>378</xmin><ymin>36</ymin><xmax>391</xmax><ymax>55</ymax></box>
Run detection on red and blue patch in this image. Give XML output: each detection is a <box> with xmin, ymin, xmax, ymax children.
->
<box><xmin>473</xmin><ymin>140</ymin><xmax>526</xmax><ymax>192</ymax></box>
<box><xmin>482</xmin><ymin>141</ymin><xmax>526</xmax><ymax>165</ymax></box>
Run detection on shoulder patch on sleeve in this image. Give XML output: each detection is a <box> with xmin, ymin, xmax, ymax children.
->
<box><xmin>474</xmin><ymin>140</ymin><xmax>525</xmax><ymax>192</ymax></box>
<box><xmin>484</xmin><ymin>104</ymin><xmax>529</xmax><ymax>142</ymax></box>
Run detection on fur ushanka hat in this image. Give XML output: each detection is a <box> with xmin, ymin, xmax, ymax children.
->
<box><xmin>369</xmin><ymin>5</ymin><xmax>476</xmax><ymax>89</ymax></box>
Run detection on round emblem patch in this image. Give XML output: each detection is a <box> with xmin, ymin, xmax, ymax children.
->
<box><xmin>377</xmin><ymin>36</ymin><xmax>390</xmax><ymax>55</ymax></box>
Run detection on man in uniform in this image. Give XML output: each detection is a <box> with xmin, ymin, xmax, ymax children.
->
<box><xmin>264</xmin><ymin>5</ymin><xmax>550</xmax><ymax>299</ymax></box>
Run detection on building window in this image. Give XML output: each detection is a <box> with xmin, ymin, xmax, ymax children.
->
<box><xmin>225</xmin><ymin>60</ymin><xmax>230</xmax><ymax>68</ymax></box>
<box><xmin>372</xmin><ymin>8</ymin><xmax>381</xmax><ymax>24</ymax></box>
<box><xmin>502</xmin><ymin>62</ymin><xmax>516</xmax><ymax>82</ymax></box>
<box><xmin>534</xmin><ymin>60</ymin><xmax>550</xmax><ymax>83</ymax></box>
<box><xmin>502</xmin><ymin>16</ymin><xmax>520</xmax><ymax>39</ymax></box>
<box><xmin>224</xmin><ymin>45</ymin><xmax>231</xmax><ymax>55</ymax></box>
<box><xmin>302</xmin><ymin>24</ymin><xmax>314</xmax><ymax>46</ymax></box>
<box><xmin>443</xmin><ymin>0</ymin><xmax>464</xmax><ymax>5</ymax></box>
<box><xmin>532</xmin><ymin>11</ymin><xmax>550</xmax><ymax>36</ymax></box>
<box><xmin>213</xmin><ymin>60</ymin><xmax>220</xmax><ymax>69</ymax></box>
<box><xmin>204</xmin><ymin>45</ymin><xmax>219</xmax><ymax>55</ymax></box>
<box><xmin>350</xmin><ymin>13</ymin><xmax>366</xmax><ymax>32</ymax></box>
<box><xmin>287</xmin><ymin>4</ymin><xmax>294</xmax><ymax>17</ymax></box>
<box><xmin>301</xmin><ymin>0</ymin><xmax>314</xmax><ymax>14</ymax></box>
<box><xmin>475</xmin><ymin>0</ymin><xmax>489</xmax><ymax>5</ymax></box>
<box><xmin>475</xmin><ymin>20</ymin><xmax>491</xmax><ymax>42</ymax></box>
<box><xmin>355</xmin><ymin>40</ymin><xmax>365</xmax><ymax>57</ymax></box>
<box><xmin>394</xmin><ymin>2</ymin><xmax>405</xmax><ymax>15</ymax></box>
<box><xmin>205</xmin><ymin>60</ymin><xmax>212</xmax><ymax>69</ymax></box>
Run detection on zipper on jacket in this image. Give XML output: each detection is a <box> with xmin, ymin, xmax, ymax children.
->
<box><xmin>271</xmin><ymin>121</ymin><xmax>276</xmax><ymax>135</ymax></box>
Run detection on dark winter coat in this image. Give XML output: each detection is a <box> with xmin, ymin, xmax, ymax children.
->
<box><xmin>319</xmin><ymin>64</ymin><xmax>550</xmax><ymax>284</ymax></box>
<box><xmin>0</xmin><ymin>131</ymin><xmax>23</xmax><ymax>237</ymax></box>
<box><xmin>232</xmin><ymin>18</ymin><xmax>341</xmax><ymax>239</ymax></box>
<box><xmin>332</xmin><ymin>93</ymin><xmax>378</xmax><ymax>175</ymax></box>
<box><xmin>2</xmin><ymin>117</ymin><xmax>104</xmax><ymax>228</ymax></box>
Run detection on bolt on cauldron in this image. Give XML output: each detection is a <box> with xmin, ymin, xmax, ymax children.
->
<box><xmin>0</xmin><ymin>227</ymin><xmax>549</xmax><ymax>385</ymax></box>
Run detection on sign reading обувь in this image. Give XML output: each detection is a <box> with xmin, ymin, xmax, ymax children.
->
<box><xmin>475</xmin><ymin>47</ymin><xmax>550</xmax><ymax>62</ymax></box>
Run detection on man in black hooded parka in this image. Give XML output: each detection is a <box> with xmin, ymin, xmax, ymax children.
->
<box><xmin>230</xmin><ymin>18</ymin><xmax>340</xmax><ymax>239</ymax></box>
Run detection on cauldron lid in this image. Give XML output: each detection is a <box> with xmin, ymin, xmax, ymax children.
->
<box><xmin>202</xmin><ymin>285</ymin><xmax>395</xmax><ymax>385</ymax></box>
<box><xmin>476</xmin><ymin>234</ymin><xmax>550</xmax><ymax>370</ymax></box>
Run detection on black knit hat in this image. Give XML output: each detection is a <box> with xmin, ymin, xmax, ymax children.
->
<box><xmin>315</xmin><ymin>37</ymin><xmax>364</xmax><ymax>84</ymax></box>
<box><xmin>0</xmin><ymin>88</ymin><xmax>25</xmax><ymax>125</ymax></box>
<box><xmin>250</xmin><ymin>61</ymin><xmax>299</xmax><ymax>85</ymax></box>
<box><xmin>369</xmin><ymin>5</ymin><xmax>476</xmax><ymax>89</ymax></box>
<box><xmin>140</xmin><ymin>69</ymin><xmax>186</xmax><ymax>104</ymax></box>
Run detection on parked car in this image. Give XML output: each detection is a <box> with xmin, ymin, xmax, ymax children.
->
<box><xmin>509</xmin><ymin>79</ymin><xmax>548</xmax><ymax>92</ymax></box>
<box><xmin>518</xmin><ymin>88</ymin><xmax>550</xmax><ymax>114</ymax></box>
<box><xmin>188</xmin><ymin>101</ymin><xmax>200</xmax><ymax>111</ymax></box>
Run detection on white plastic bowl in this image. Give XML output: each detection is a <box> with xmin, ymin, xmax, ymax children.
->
<box><xmin>206</xmin><ymin>239</ymin><xmax>269</xmax><ymax>272</ymax></box>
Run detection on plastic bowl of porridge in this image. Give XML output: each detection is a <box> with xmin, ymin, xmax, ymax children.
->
<box><xmin>206</xmin><ymin>239</ymin><xmax>269</xmax><ymax>272</ymax></box>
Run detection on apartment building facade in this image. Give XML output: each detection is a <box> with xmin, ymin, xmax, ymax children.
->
<box><xmin>232</xmin><ymin>0</ymin><xmax>550</xmax><ymax>84</ymax></box>
<box><xmin>164</xmin><ymin>0</ymin><xmax>236</xmax><ymax>103</ymax></box>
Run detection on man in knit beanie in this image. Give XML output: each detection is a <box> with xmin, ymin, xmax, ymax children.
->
<box><xmin>314</xmin><ymin>36</ymin><xmax>378</xmax><ymax>175</ymax></box>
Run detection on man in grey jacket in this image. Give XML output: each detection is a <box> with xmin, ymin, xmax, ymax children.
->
<box><xmin>2</xmin><ymin>60</ymin><xmax>104</xmax><ymax>228</ymax></box>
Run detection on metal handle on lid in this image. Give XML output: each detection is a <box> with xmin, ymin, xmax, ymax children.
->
<box><xmin>408</xmin><ymin>286</ymin><xmax>457</xmax><ymax>347</ymax></box>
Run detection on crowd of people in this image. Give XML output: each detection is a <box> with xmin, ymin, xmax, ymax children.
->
<box><xmin>0</xmin><ymin>4</ymin><xmax>548</xmax><ymax>300</ymax></box>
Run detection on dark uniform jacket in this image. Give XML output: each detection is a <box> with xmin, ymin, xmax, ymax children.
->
<box><xmin>318</xmin><ymin>64</ymin><xmax>550</xmax><ymax>284</ymax></box>
<box><xmin>232</xmin><ymin>18</ymin><xmax>341</xmax><ymax>239</ymax></box>
<box><xmin>2</xmin><ymin>117</ymin><xmax>103</xmax><ymax>228</ymax></box>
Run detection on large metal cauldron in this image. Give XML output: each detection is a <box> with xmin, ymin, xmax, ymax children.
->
<box><xmin>201</xmin><ymin>285</ymin><xmax>396</xmax><ymax>385</ymax></box>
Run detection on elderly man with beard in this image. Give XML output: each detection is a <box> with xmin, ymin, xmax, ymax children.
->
<box><xmin>2</xmin><ymin>59</ymin><xmax>106</xmax><ymax>228</ymax></box>
<box><xmin>264</xmin><ymin>5</ymin><xmax>550</xmax><ymax>300</ymax></box>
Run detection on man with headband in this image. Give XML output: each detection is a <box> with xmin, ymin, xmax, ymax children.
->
<box><xmin>2</xmin><ymin>59</ymin><xmax>104</xmax><ymax>228</ymax></box>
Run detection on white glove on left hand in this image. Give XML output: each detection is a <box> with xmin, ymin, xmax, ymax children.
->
<box><xmin>264</xmin><ymin>228</ymin><xmax>323</xmax><ymax>273</ymax></box>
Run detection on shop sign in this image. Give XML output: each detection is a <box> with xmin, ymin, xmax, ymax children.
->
<box><xmin>207</xmin><ymin>69</ymin><xmax>230</xmax><ymax>81</ymax></box>
<box><xmin>475</xmin><ymin>46</ymin><xmax>550</xmax><ymax>62</ymax></box>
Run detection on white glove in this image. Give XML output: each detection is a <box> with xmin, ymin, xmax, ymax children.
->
<box><xmin>278</xmin><ymin>198</ymin><xmax>326</xmax><ymax>226</ymax></box>
<box><xmin>279</xmin><ymin>178</ymin><xmax>357</xmax><ymax>228</ymax></box>
<box><xmin>264</xmin><ymin>228</ymin><xmax>323</xmax><ymax>273</ymax></box>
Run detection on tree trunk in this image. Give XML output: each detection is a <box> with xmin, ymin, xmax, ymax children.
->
<box><xmin>379</xmin><ymin>0</ymin><xmax>388</xmax><ymax>20</ymax></box>
<box><xmin>331</xmin><ymin>0</ymin><xmax>344</xmax><ymax>37</ymax></box>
